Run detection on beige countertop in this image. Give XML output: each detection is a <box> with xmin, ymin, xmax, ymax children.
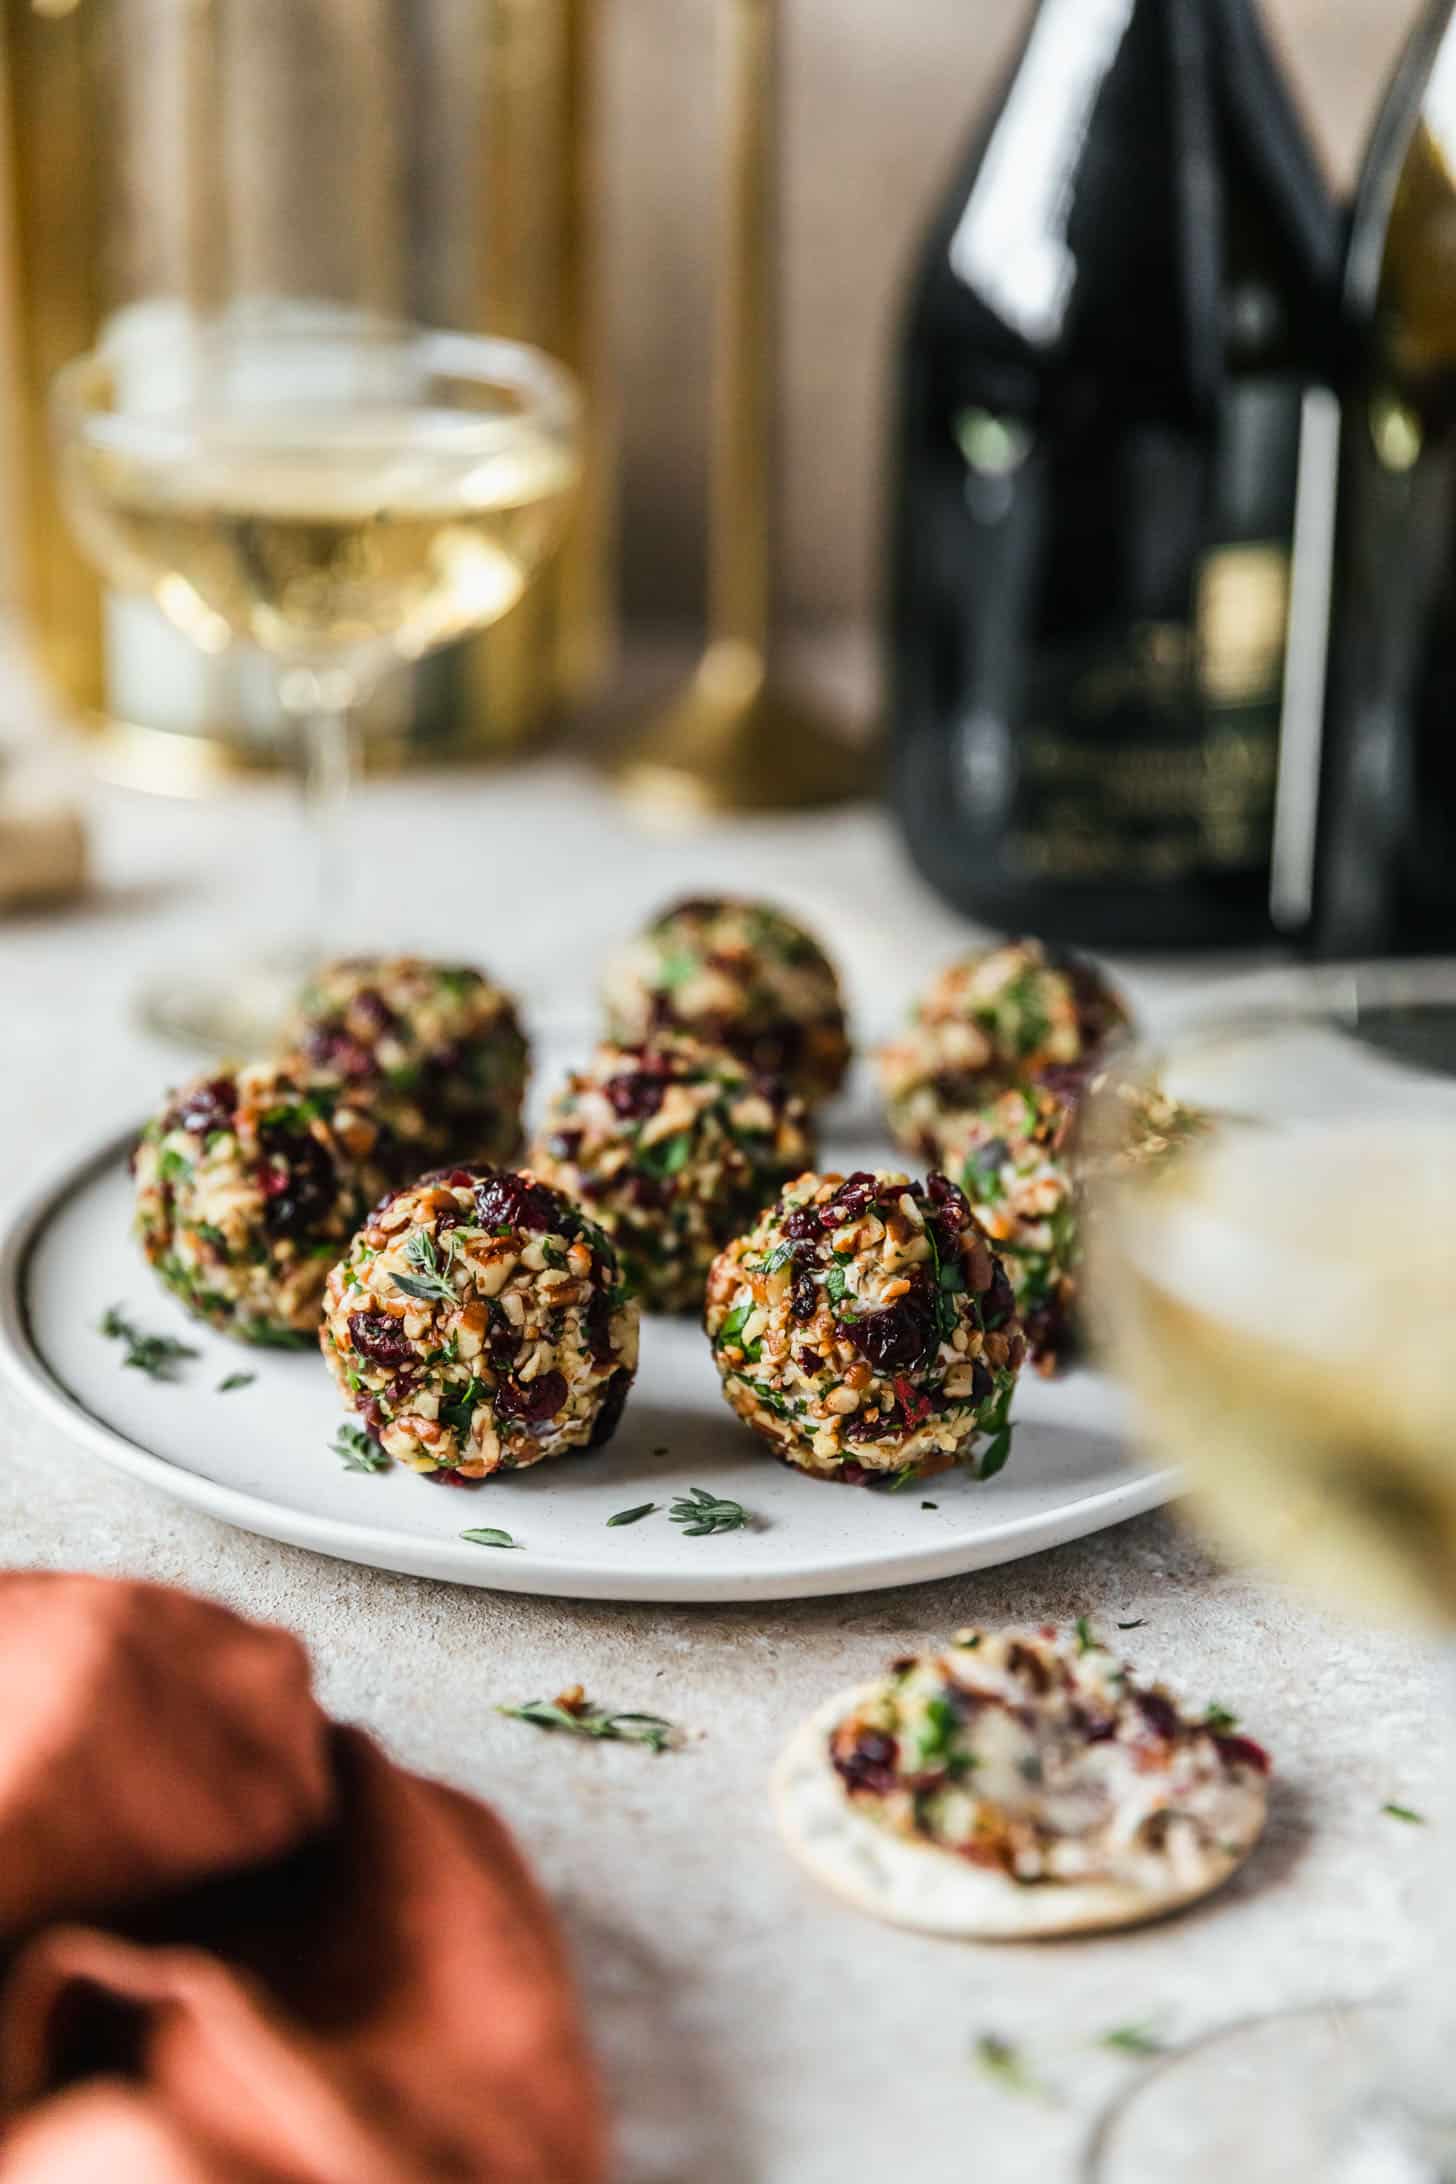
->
<box><xmin>0</xmin><ymin>725</ymin><xmax>1440</xmax><ymax>2183</ymax></box>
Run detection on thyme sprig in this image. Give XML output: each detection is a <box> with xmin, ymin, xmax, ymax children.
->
<box><xmin>334</xmin><ymin>1422</ymin><xmax>390</xmax><ymax>1472</ymax></box>
<box><xmin>99</xmin><ymin>1306</ymin><xmax>198</xmax><ymax>1382</ymax></box>
<box><xmin>669</xmin><ymin>1486</ymin><xmax>748</xmax><ymax>1535</ymax></box>
<box><xmin>498</xmin><ymin>1685</ymin><xmax>678</xmax><ymax>1753</ymax></box>
<box><xmin>392</xmin><ymin>1229</ymin><xmax>461</xmax><ymax>1306</ymax></box>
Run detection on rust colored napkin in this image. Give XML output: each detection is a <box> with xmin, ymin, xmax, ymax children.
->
<box><xmin>0</xmin><ymin>1572</ymin><xmax>607</xmax><ymax>2182</ymax></box>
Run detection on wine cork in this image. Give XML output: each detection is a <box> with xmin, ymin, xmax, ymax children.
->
<box><xmin>0</xmin><ymin>801</ymin><xmax>87</xmax><ymax>912</ymax></box>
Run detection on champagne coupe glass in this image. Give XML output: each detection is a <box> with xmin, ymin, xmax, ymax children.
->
<box><xmin>52</xmin><ymin>311</ymin><xmax>578</xmax><ymax>1049</ymax></box>
<box><xmin>1081</xmin><ymin>961</ymin><xmax>1456</xmax><ymax>2183</ymax></box>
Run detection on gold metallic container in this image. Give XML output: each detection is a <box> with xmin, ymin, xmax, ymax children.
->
<box><xmin>0</xmin><ymin>0</ymin><xmax>612</xmax><ymax>787</ymax></box>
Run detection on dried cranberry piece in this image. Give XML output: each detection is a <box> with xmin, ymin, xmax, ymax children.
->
<box><xmin>926</xmin><ymin>1171</ymin><xmax>972</xmax><ymax>1231</ymax></box>
<box><xmin>385</xmin><ymin>1368</ymin><xmax>418</xmax><ymax>1403</ymax></box>
<box><xmin>474</xmin><ymin>1170</ymin><xmax>561</xmax><ymax>1234</ymax></box>
<box><xmin>549</xmin><ymin>1129</ymin><xmax>584</xmax><ymax>1163</ymax></box>
<box><xmin>495</xmin><ymin>1368</ymin><xmax>568</xmax><ymax>1426</ymax></box>
<box><xmin>349</xmin><ymin>1312</ymin><xmax>415</xmax><ymax>1366</ymax></box>
<box><xmin>304</xmin><ymin>1027</ymin><xmax>374</xmax><ymax>1079</ymax></box>
<box><xmin>784</xmin><ymin>1202</ymin><xmax>825</xmax><ymax>1243</ymax></box>
<box><xmin>847</xmin><ymin>1298</ymin><xmax>936</xmax><ymax>1372</ymax></box>
<box><xmin>174</xmin><ymin>1076</ymin><xmax>238</xmax><ymax>1138</ymax></box>
<box><xmin>1024</xmin><ymin>1295</ymin><xmax>1077</xmax><ymax>1366</ymax></box>
<box><xmin>351</xmin><ymin>987</ymin><xmax>399</xmax><ymax>1036</ymax></box>
<box><xmin>1136</xmin><ymin>1691</ymin><xmax>1181</xmax><ymax>1741</ymax></box>
<box><xmin>893</xmin><ymin>1375</ymin><xmax>932</xmax><ymax>1427</ymax></box>
<box><xmin>583</xmin><ymin>1290</ymin><xmax>619</xmax><ymax>1365</ymax></box>
<box><xmin>423</xmin><ymin>1466</ymin><xmax>479</xmax><ymax>1489</ymax></box>
<box><xmin>833</xmin><ymin>1730</ymin><xmax>899</xmax><ymax>1797</ymax></box>
<box><xmin>971</xmin><ymin>1360</ymin><xmax>994</xmax><ymax>1405</ymax></box>
<box><xmin>983</xmin><ymin>1261</ymin><xmax>1017</xmax><ymax>1332</ymax></box>
<box><xmin>259</xmin><ymin>1131</ymin><xmax>337</xmax><ymax>1240</ymax></box>
<box><xmin>588</xmin><ymin>1367</ymin><xmax>632</xmax><ymax>1448</ymax></box>
<box><xmin>435</xmin><ymin>1203</ymin><xmax>467</xmax><ymax>1236</ymax></box>
<box><xmin>358</xmin><ymin>1397</ymin><xmax>385</xmax><ymax>1436</ymax></box>
<box><xmin>797</xmin><ymin>1346</ymin><xmax>822</xmax><ymax>1371</ymax></box>
<box><xmin>819</xmin><ymin>1172</ymin><xmax>878</xmax><ymax>1228</ymax></box>
<box><xmin>1214</xmin><ymin>1731</ymin><xmax>1271</xmax><ymax>1776</ymax></box>
<box><xmin>607</xmin><ymin>1070</ymin><xmax>666</xmax><ymax>1121</ymax></box>
<box><xmin>842</xmin><ymin>1403</ymin><xmax>900</xmax><ymax>1443</ymax></box>
<box><xmin>790</xmin><ymin>1272</ymin><xmax>817</xmax><ymax>1322</ymax></box>
<box><xmin>487</xmin><ymin>1319</ymin><xmax>521</xmax><ymax>1370</ymax></box>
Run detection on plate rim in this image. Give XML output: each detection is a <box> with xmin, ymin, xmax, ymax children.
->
<box><xmin>0</xmin><ymin>1125</ymin><xmax>1179</xmax><ymax>1603</ymax></box>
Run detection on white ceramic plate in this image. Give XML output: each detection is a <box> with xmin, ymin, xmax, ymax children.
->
<box><xmin>0</xmin><ymin>1071</ymin><xmax>1175</xmax><ymax>1602</ymax></box>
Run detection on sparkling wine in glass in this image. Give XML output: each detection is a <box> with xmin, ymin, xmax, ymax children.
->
<box><xmin>51</xmin><ymin>313</ymin><xmax>579</xmax><ymax>1049</ymax></box>
<box><xmin>1082</xmin><ymin>965</ymin><xmax>1456</xmax><ymax>2183</ymax></box>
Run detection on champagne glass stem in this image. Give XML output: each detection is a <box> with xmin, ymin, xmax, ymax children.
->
<box><xmin>279</xmin><ymin>664</ymin><xmax>364</xmax><ymax>971</ymax></box>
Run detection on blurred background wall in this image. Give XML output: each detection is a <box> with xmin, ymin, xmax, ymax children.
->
<box><xmin>599</xmin><ymin>0</ymin><xmax>1422</xmax><ymax>639</ymax></box>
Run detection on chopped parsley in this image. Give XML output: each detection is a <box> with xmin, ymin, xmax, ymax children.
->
<box><xmin>637</xmin><ymin>1132</ymin><xmax>693</xmax><ymax>1179</ymax></box>
<box><xmin>1203</xmin><ymin>1703</ymin><xmax>1239</xmax><ymax>1735</ymax></box>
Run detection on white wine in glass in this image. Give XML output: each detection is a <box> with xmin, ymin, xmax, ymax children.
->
<box><xmin>1083</xmin><ymin>967</ymin><xmax>1456</xmax><ymax>2182</ymax></box>
<box><xmin>51</xmin><ymin>315</ymin><xmax>579</xmax><ymax>1050</ymax></box>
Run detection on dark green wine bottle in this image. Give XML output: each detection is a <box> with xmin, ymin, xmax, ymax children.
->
<box><xmin>889</xmin><ymin>0</ymin><xmax>1339</xmax><ymax>948</ymax></box>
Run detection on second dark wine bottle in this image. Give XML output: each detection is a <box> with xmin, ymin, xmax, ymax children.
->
<box><xmin>888</xmin><ymin>0</ymin><xmax>1340</xmax><ymax>948</ymax></box>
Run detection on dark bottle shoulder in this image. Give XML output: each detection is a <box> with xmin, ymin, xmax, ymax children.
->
<box><xmin>901</xmin><ymin>0</ymin><xmax>1339</xmax><ymax>385</ymax></box>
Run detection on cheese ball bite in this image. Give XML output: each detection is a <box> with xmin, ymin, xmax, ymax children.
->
<box><xmin>602</xmin><ymin>897</ymin><xmax>849</xmax><ymax>1107</ymax></box>
<box><xmin>705</xmin><ymin>1169</ymin><xmax>1025</xmax><ymax>1485</ymax></box>
<box><xmin>530</xmin><ymin>1036</ymin><xmax>815</xmax><ymax>1314</ymax></box>
<box><xmin>942</xmin><ymin>1080</ymin><xmax>1080</xmax><ymax>1374</ymax></box>
<box><xmin>774</xmin><ymin>1625</ymin><xmax>1270</xmax><ymax>1938</ymax></box>
<box><xmin>321</xmin><ymin>1166</ymin><xmax>639</xmax><ymax>1481</ymax></box>
<box><xmin>284</xmin><ymin>955</ymin><xmax>528</xmax><ymax>1178</ymax></box>
<box><xmin>133</xmin><ymin>1063</ymin><xmax>385</xmax><ymax>1345</ymax></box>
<box><xmin>879</xmin><ymin>938</ymin><xmax>1130</xmax><ymax>1157</ymax></box>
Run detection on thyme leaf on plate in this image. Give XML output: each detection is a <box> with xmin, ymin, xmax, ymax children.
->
<box><xmin>460</xmin><ymin>1527</ymin><xmax>520</xmax><ymax>1550</ymax></box>
<box><xmin>217</xmin><ymin>1370</ymin><xmax>255</xmax><ymax>1394</ymax></box>
<box><xmin>1100</xmin><ymin>2023</ymin><xmax>1167</xmax><ymax>2056</ymax></box>
<box><xmin>607</xmin><ymin>1502</ymin><xmax>658</xmax><ymax>1527</ymax></box>
<box><xmin>99</xmin><ymin>1305</ymin><xmax>198</xmax><ymax>1382</ymax></box>
<box><xmin>333</xmin><ymin>1422</ymin><xmax>390</xmax><ymax>1473</ymax></box>
<box><xmin>669</xmin><ymin>1486</ymin><xmax>748</xmax><ymax>1536</ymax></box>
<box><xmin>1382</xmin><ymin>1802</ymin><xmax>1425</xmax><ymax>1824</ymax></box>
<box><xmin>972</xmin><ymin>2033</ymin><xmax>1053</xmax><ymax>2103</ymax></box>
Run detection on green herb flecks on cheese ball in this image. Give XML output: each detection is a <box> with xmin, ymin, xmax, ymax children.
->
<box><xmin>530</xmin><ymin>1036</ymin><xmax>816</xmax><ymax>1315</ymax></box>
<box><xmin>942</xmin><ymin>1080</ymin><xmax>1080</xmax><ymax>1375</ymax></box>
<box><xmin>704</xmin><ymin>1169</ymin><xmax>1025</xmax><ymax>1486</ymax></box>
<box><xmin>879</xmin><ymin>938</ymin><xmax>1131</xmax><ymax>1157</ymax></box>
<box><xmin>133</xmin><ymin>1063</ymin><xmax>387</xmax><ymax>1345</ymax></box>
<box><xmin>285</xmin><ymin>954</ymin><xmax>528</xmax><ymax>1179</ymax></box>
<box><xmin>828</xmin><ymin>1625</ymin><xmax>1269</xmax><ymax>1885</ymax></box>
<box><xmin>321</xmin><ymin>1166</ymin><xmax>639</xmax><ymax>1481</ymax></box>
<box><xmin>603</xmin><ymin>896</ymin><xmax>849</xmax><ymax>1108</ymax></box>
